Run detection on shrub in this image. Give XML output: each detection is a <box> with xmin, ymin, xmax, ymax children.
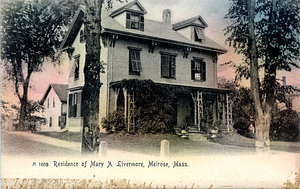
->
<box><xmin>270</xmin><ymin>108</ymin><xmax>300</xmax><ymax>142</ymax></box>
<box><xmin>101</xmin><ymin>109</ymin><xmax>125</xmax><ymax>133</ymax></box>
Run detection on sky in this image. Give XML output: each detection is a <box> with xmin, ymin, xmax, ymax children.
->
<box><xmin>1</xmin><ymin>0</ymin><xmax>300</xmax><ymax>107</ymax></box>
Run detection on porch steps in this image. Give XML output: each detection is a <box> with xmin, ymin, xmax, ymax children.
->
<box><xmin>189</xmin><ymin>133</ymin><xmax>208</xmax><ymax>142</ymax></box>
<box><xmin>187</xmin><ymin>126</ymin><xmax>208</xmax><ymax>142</ymax></box>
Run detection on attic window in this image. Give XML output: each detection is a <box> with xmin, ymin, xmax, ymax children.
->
<box><xmin>80</xmin><ymin>30</ymin><xmax>85</xmax><ymax>43</ymax></box>
<box><xmin>195</xmin><ymin>27</ymin><xmax>205</xmax><ymax>43</ymax></box>
<box><xmin>126</xmin><ymin>12</ymin><xmax>144</xmax><ymax>31</ymax></box>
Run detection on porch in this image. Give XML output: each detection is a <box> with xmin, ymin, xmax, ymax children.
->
<box><xmin>109</xmin><ymin>81</ymin><xmax>233</xmax><ymax>134</ymax></box>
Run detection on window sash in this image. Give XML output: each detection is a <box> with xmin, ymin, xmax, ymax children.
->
<box><xmin>68</xmin><ymin>93</ymin><xmax>78</xmax><ymax>117</ymax></box>
<box><xmin>161</xmin><ymin>54</ymin><xmax>176</xmax><ymax>78</ymax></box>
<box><xmin>161</xmin><ymin>55</ymin><xmax>170</xmax><ymax>77</ymax></box>
<box><xmin>192</xmin><ymin>60</ymin><xmax>206</xmax><ymax>81</ymax></box>
<box><xmin>126</xmin><ymin>13</ymin><xmax>144</xmax><ymax>31</ymax></box>
<box><xmin>129</xmin><ymin>50</ymin><xmax>142</xmax><ymax>73</ymax></box>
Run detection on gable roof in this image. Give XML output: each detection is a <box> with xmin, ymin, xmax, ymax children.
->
<box><xmin>40</xmin><ymin>83</ymin><xmax>68</xmax><ymax>104</ymax></box>
<box><xmin>60</xmin><ymin>2</ymin><xmax>227</xmax><ymax>54</ymax></box>
<box><xmin>172</xmin><ymin>15</ymin><xmax>208</xmax><ymax>30</ymax></box>
<box><xmin>109</xmin><ymin>0</ymin><xmax>147</xmax><ymax>17</ymax></box>
<box><xmin>60</xmin><ymin>6</ymin><xmax>85</xmax><ymax>49</ymax></box>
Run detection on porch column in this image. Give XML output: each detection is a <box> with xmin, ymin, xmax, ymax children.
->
<box><xmin>124</xmin><ymin>88</ymin><xmax>127</xmax><ymax>126</ymax></box>
<box><xmin>213</xmin><ymin>94</ymin><xmax>218</xmax><ymax>126</ymax></box>
<box><xmin>226</xmin><ymin>94</ymin><xmax>233</xmax><ymax>132</ymax></box>
<box><xmin>222</xmin><ymin>94</ymin><xmax>226</xmax><ymax>127</ymax></box>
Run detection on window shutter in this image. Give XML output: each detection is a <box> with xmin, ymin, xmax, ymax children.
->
<box><xmin>126</xmin><ymin>13</ymin><xmax>131</xmax><ymax>28</ymax></box>
<box><xmin>74</xmin><ymin>93</ymin><xmax>77</xmax><ymax>117</ymax></box>
<box><xmin>77</xmin><ymin>92</ymin><xmax>81</xmax><ymax>117</ymax></box>
<box><xmin>136</xmin><ymin>51</ymin><xmax>142</xmax><ymax>71</ymax></box>
<box><xmin>74</xmin><ymin>57</ymin><xmax>79</xmax><ymax>79</ymax></box>
<box><xmin>161</xmin><ymin>55</ymin><xmax>169</xmax><ymax>77</ymax></box>
<box><xmin>201</xmin><ymin>62</ymin><xmax>206</xmax><ymax>81</ymax></box>
<box><xmin>68</xmin><ymin>94</ymin><xmax>72</xmax><ymax>118</ymax></box>
<box><xmin>170</xmin><ymin>56</ymin><xmax>176</xmax><ymax>78</ymax></box>
<box><xmin>140</xmin><ymin>15</ymin><xmax>144</xmax><ymax>31</ymax></box>
<box><xmin>195</xmin><ymin>27</ymin><xmax>205</xmax><ymax>40</ymax></box>
<box><xmin>191</xmin><ymin>60</ymin><xmax>195</xmax><ymax>80</ymax></box>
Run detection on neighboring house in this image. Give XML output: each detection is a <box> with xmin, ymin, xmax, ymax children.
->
<box><xmin>60</xmin><ymin>0</ymin><xmax>232</xmax><ymax>133</ymax></box>
<box><xmin>40</xmin><ymin>83</ymin><xmax>68</xmax><ymax>131</ymax></box>
<box><xmin>281</xmin><ymin>77</ymin><xmax>300</xmax><ymax>112</ymax></box>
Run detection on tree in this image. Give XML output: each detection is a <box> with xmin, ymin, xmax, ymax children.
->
<box><xmin>224</xmin><ymin>0</ymin><xmax>300</xmax><ymax>147</ymax></box>
<box><xmin>79</xmin><ymin>0</ymin><xmax>125</xmax><ymax>153</ymax></box>
<box><xmin>0</xmin><ymin>0</ymin><xmax>78</xmax><ymax>130</ymax></box>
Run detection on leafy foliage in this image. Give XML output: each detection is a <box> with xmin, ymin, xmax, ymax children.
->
<box><xmin>224</xmin><ymin>0</ymin><xmax>300</xmax><ymax>145</ymax></box>
<box><xmin>219</xmin><ymin>78</ymin><xmax>300</xmax><ymax>141</ymax></box>
<box><xmin>103</xmin><ymin>79</ymin><xmax>194</xmax><ymax>134</ymax></box>
<box><xmin>0</xmin><ymin>0</ymin><xmax>79</xmax><ymax>130</ymax></box>
<box><xmin>101</xmin><ymin>110</ymin><xmax>126</xmax><ymax>133</ymax></box>
<box><xmin>270</xmin><ymin>108</ymin><xmax>300</xmax><ymax>142</ymax></box>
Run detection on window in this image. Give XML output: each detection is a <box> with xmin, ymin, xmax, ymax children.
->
<box><xmin>129</xmin><ymin>49</ymin><xmax>142</xmax><ymax>75</ymax></box>
<box><xmin>161</xmin><ymin>53</ymin><xmax>176</xmax><ymax>79</ymax></box>
<box><xmin>47</xmin><ymin>98</ymin><xmax>50</xmax><ymax>108</ymax></box>
<box><xmin>49</xmin><ymin>117</ymin><xmax>52</xmax><ymax>127</ymax></box>
<box><xmin>80</xmin><ymin>30</ymin><xmax>85</xmax><ymax>43</ymax></box>
<box><xmin>74</xmin><ymin>56</ymin><xmax>79</xmax><ymax>80</ymax></box>
<box><xmin>68</xmin><ymin>93</ymin><xmax>78</xmax><ymax>117</ymax></box>
<box><xmin>191</xmin><ymin>59</ymin><xmax>206</xmax><ymax>81</ymax></box>
<box><xmin>126</xmin><ymin>12</ymin><xmax>144</xmax><ymax>31</ymax></box>
<box><xmin>53</xmin><ymin>97</ymin><xmax>55</xmax><ymax>108</ymax></box>
<box><xmin>195</xmin><ymin>27</ymin><xmax>205</xmax><ymax>43</ymax></box>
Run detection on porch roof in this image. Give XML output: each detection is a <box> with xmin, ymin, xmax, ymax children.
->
<box><xmin>110</xmin><ymin>80</ymin><xmax>230</xmax><ymax>94</ymax></box>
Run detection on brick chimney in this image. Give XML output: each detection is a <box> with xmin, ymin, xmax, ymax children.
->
<box><xmin>163</xmin><ymin>9</ymin><xmax>171</xmax><ymax>24</ymax></box>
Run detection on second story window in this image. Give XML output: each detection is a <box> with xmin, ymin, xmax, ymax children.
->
<box><xmin>68</xmin><ymin>93</ymin><xmax>78</xmax><ymax>118</ymax></box>
<box><xmin>53</xmin><ymin>97</ymin><xmax>55</xmax><ymax>108</ymax></box>
<box><xmin>126</xmin><ymin>12</ymin><xmax>144</xmax><ymax>31</ymax></box>
<box><xmin>191</xmin><ymin>59</ymin><xmax>206</xmax><ymax>81</ymax></box>
<box><xmin>74</xmin><ymin>56</ymin><xmax>80</xmax><ymax>80</ymax></box>
<box><xmin>161</xmin><ymin>53</ymin><xmax>176</xmax><ymax>79</ymax></box>
<box><xmin>129</xmin><ymin>49</ymin><xmax>142</xmax><ymax>75</ymax></box>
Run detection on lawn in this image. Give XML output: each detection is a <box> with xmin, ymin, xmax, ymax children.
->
<box><xmin>35</xmin><ymin>131</ymin><xmax>258</xmax><ymax>156</ymax></box>
<box><xmin>35</xmin><ymin>130</ymin><xmax>300</xmax><ymax>155</ymax></box>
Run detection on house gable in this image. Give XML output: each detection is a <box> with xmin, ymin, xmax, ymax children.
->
<box><xmin>110</xmin><ymin>0</ymin><xmax>147</xmax><ymax>31</ymax></box>
<box><xmin>109</xmin><ymin>0</ymin><xmax>147</xmax><ymax>18</ymax></box>
<box><xmin>172</xmin><ymin>16</ymin><xmax>208</xmax><ymax>43</ymax></box>
<box><xmin>60</xmin><ymin>7</ymin><xmax>85</xmax><ymax>49</ymax></box>
<box><xmin>40</xmin><ymin>84</ymin><xmax>68</xmax><ymax>105</ymax></box>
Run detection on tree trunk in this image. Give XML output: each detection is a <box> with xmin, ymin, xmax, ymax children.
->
<box><xmin>247</xmin><ymin>0</ymin><xmax>270</xmax><ymax>148</ymax></box>
<box><xmin>81</xmin><ymin>0</ymin><xmax>103</xmax><ymax>153</ymax></box>
<box><xmin>18</xmin><ymin>100</ymin><xmax>27</xmax><ymax>131</ymax></box>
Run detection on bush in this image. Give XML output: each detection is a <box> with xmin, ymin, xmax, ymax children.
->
<box><xmin>101</xmin><ymin>110</ymin><xmax>125</xmax><ymax>133</ymax></box>
<box><xmin>270</xmin><ymin>108</ymin><xmax>300</xmax><ymax>142</ymax></box>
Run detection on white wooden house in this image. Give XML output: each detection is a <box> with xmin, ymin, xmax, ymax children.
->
<box><xmin>40</xmin><ymin>83</ymin><xmax>68</xmax><ymax>131</ymax></box>
<box><xmin>60</xmin><ymin>0</ymin><xmax>232</xmax><ymax>133</ymax></box>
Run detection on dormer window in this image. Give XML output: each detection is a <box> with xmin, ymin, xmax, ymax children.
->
<box><xmin>126</xmin><ymin>12</ymin><xmax>144</xmax><ymax>31</ymax></box>
<box><xmin>195</xmin><ymin>27</ymin><xmax>205</xmax><ymax>43</ymax></box>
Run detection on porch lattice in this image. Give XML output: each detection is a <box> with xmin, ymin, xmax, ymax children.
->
<box><xmin>127</xmin><ymin>91</ymin><xmax>135</xmax><ymax>132</ymax></box>
<box><xmin>191</xmin><ymin>91</ymin><xmax>203</xmax><ymax>132</ymax></box>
